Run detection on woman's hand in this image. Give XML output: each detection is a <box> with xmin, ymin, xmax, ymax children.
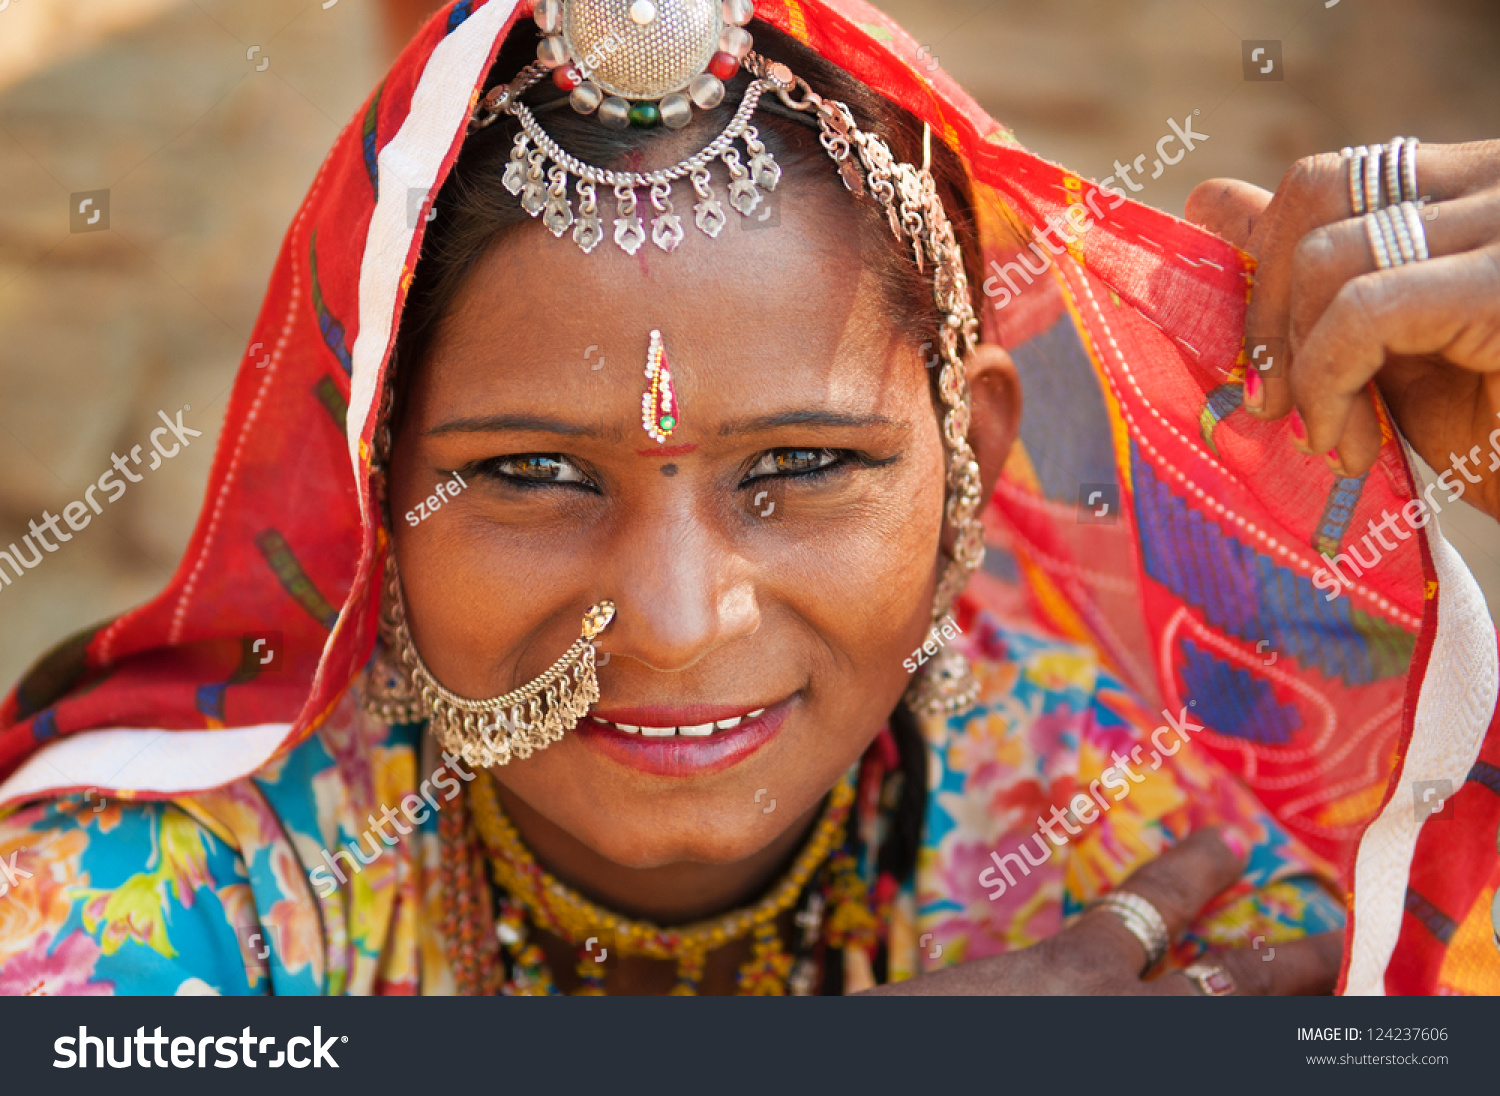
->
<box><xmin>1186</xmin><ymin>140</ymin><xmax>1500</xmax><ymax>520</ymax></box>
<box><xmin>860</xmin><ymin>829</ymin><xmax>1342</xmax><ymax>995</ymax></box>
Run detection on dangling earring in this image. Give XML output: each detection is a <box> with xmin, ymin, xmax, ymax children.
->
<box><xmin>364</xmin><ymin>553</ymin><xmax>615</xmax><ymax>768</ymax></box>
<box><xmin>641</xmin><ymin>328</ymin><xmax>677</xmax><ymax>444</ymax></box>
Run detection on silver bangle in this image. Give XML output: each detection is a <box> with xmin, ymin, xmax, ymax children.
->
<box><xmin>1089</xmin><ymin>890</ymin><xmax>1172</xmax><ymax>974</ymax></box>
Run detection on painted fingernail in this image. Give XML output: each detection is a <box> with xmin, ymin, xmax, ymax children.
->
<box><xmin>1243</xmin><ymin>369</ymin><xmax>1262</xmax><ymax>409</ymax></box>
<box><xmin>1288</xmin><ymin>409</ymin><xmax>1306</xmax><ymax>442</ymax></box>
<box><xmin>1326</xmin><ymin>449</ymin><xmax>1346</xmax><ymax>476</ymax></box>
<box><xmin>1220</xmin><ymin>828</ymin><xmax>1249</xmax><ymax>862</ymax></box>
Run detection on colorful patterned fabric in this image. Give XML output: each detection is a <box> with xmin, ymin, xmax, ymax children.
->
<box><xmin>0</xmin><ymin>624</ymin><xmax>1340</xmax><ymax>995</ymax></box>
<box><xmin>0</xmin><ymin>0</ymin><xmax>1494</xmax><ymax>994</ymax></box>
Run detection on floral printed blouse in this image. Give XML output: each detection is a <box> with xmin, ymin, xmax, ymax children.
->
<box><xmin>0</xmin><ymin>613</ymin><xmax>1343</xmax><ymax>994</ymax></box>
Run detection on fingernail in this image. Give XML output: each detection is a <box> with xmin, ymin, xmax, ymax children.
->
<box><xmin>1288</xmin><ymin>409</ymin><xmax>1306</xmax><ymax>443</ymax></box>
<box><xmin>1220</xmin><ymin>828</ymin><xmax>1249</xmax><ymax>862</ymax></box>
<box><xmin>1326</xmin><ymin>450</ymin><xmax>1346</xmax><ymax>476</ymax></box>
<box><xmin>1243</xmin><ymin>369</ymin><xmax>1262</xmax><ymax>409</ymax></box>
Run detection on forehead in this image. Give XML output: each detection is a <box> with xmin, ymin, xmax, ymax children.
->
<box><xmin>413</xmin><ymin>193</ymin><xmax>918</xmax><ymax>425</ymax></box>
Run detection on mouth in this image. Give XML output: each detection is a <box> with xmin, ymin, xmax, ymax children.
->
<box><xmin>575</xmin><ymin>698</ymin><xmax>793</xmax><ymax>777</ymax></box>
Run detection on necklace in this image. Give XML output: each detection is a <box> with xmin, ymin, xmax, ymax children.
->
<box><xmin>440</xmin><ymin>769</ymin><xmax>874</xmax><ymax>995</ymax></box>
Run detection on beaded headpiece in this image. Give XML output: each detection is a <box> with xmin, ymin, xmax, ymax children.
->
<box><xmin>452</xmin><ymin>0</ymin><xmax>985</xmax><ymax>714</ymax></box>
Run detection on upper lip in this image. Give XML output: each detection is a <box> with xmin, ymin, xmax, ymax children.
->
<box><xmin>588</xmin><ymin>702</ymin><xmax>775</xmax><ymax>728</ymax></box>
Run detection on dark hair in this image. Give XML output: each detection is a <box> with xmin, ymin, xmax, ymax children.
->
<box><xmin>386</xmin><ymin>18</ymin><xmax>982</xmax><ymax>431</ymax></box>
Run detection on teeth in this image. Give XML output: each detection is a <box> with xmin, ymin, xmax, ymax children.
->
<box><xmin>597</xmin><ymin>712</ymin><xmax>767</xmax><ymax>736</ymax></box>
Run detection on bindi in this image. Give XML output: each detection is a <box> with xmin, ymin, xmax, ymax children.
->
<box><xmin>660</xmin><ymin>464</ymin><xmax>679</xmax><ymax>477</ymax></box>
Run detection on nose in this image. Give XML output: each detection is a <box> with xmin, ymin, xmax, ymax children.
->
<box><xmin>598</xmin><ymin>499</ymin><xmax>760</xmax><ymax>673</ymax></box>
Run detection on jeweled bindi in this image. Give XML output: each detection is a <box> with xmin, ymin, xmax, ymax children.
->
<box><xmin>641</xmin><ymin>328</ymin><xmax>677</xmax><ymax>444</ymax></box>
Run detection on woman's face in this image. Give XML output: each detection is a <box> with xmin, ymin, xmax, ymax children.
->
<box><xmin>389</xmin><ymin>182</ymin><xmax>1016</xmax><ymax>891</ymax></box>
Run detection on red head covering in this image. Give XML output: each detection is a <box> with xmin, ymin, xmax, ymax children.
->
<box><xmin>2</xmin><ymin>0</ymin><xmax>1495</xmax><ymax>995</ymax></box>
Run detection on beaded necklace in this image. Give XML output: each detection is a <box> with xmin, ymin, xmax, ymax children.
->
<box><xmin>437</xmin><ymin>767</ymin><xmax>885</xmax><ymax>995</ymax></box>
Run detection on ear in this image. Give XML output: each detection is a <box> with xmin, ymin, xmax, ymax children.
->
<box><xmin>965</xmin><ymin>342</ymin><xmax>1022</xmax><ymax>505</ymax></box>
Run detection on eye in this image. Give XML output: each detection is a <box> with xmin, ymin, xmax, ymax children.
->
<box><xmin>481</xmin><ymin>454</ymin><xmax>593</xmax><ymax>488</ymax></box>
<box><xmin>744</xmin><ymin>448</ymin><xmax>844</xmax><ymax>480</ymax></box>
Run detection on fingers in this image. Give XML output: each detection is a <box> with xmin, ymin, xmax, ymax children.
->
<box><xmin>1284</xmin><ymin>188</ymin><xmax>1500</xmax><ymax>370</ymax></box>
<box><xmin>1291</xmin><ymin>244</ymin><xmax>1500</xmax><ymax>462</ymax></box>
<box><xmin>1077</xmin><ymin>828</ymin><xmax>1245</xmax><ymax>972</ymax></box>
<box><xmin>1184</xmin><ymin>178</ymin><xmax>1273</xmax><ymax>250</ymax></box>
<box><xmin>1245</xmin><ymin>142</ymin><xmax>1500</xmax><ymax>359</ymax></box>
<box><xmin>1242</xmin><ymin>152</ymin><xmax>1352</xmax><ymax>350</ymax></box>
<box><xmin>1155</xmin><ymin>932</ymin><xmax>1345</xmax><ymax>996</ymax></box>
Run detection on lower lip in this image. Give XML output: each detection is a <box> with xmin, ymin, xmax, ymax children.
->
<box><xmin>575</xmin><ymin>701</ymin><xmax>790</xmax><ymax>777</ymax></box>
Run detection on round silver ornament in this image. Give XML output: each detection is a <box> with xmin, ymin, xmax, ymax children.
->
<box><xmin>564</xmin><ymin>0</ymin><xmax>725</xmax><ymax>100</ymax></box>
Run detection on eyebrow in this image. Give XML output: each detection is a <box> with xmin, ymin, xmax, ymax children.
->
<box><xmin>425</xmin><ymin>414</ymin><xmax>600</xmax><ymax>438</ymax></box>
<box><xmin>717</xmin><ymin>411</ymin><xmax>897</xmax><ymax>436</ymax></box>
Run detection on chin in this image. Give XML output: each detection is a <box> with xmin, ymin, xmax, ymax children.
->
<box><xmin>574</xmin><ymin>810</ymin><xmax>805</xmax><ymax>871</ymax></box>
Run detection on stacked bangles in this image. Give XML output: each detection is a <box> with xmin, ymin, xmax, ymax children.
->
<box><xmin>1343</xmin><ymin>137</ymin><xmax>1431</xmax><ymax>271</ymax></box>
<box><xmin>1343</xmin><ymin>136</ymin><xmax>1421</xmax><ymax>215</ymax></box>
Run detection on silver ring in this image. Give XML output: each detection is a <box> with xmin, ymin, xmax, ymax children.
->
<box><xmin>1376</xmin><ymin>205</ymin><xmax>1409</xmax><ymax>265</ymax></box>
<box><xmin>1363</xmin><ymin>143</ymin><xmax>1385</xmax><ymax>217</ymax></box>
<box><xmin>1382</xmin><ymin>204</ymin><xmax>1416</xmax><ymax>264</ymax></box>
<box><xmin>1181</xmin><ymin>961</ymin><xmax>1237</xmax><ymax>996</ymax></box>
<box><xmin>1384</xmin><ymin>136</ymin><xmax>1408</xmax><ymax>211</ymax></box>
<box><xmin>1089</xmin><ymin>890</ymin><xmax>1172</xmax><ymax>974</ymax></box>
<box><xmin>1400</xmin><ymin>200</ymin><xmax>1430</xmax><ymax>261</ymax></box>
<box><xmin>1364</xmin><ymin>210</ymin><xmax>1393</xmax><ymax>269</ymax></box>
<box><xmin>1345</xmin><ymin>145</ymin><xmax>1369</xmax><ymax>216</ymax></box>
<box><xmin>1401</xmin><ymin>137</ymin><xmax>1421</xmax><ymax>203</ymax></box>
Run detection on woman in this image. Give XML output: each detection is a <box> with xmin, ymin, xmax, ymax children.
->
<box><xmin>0</xmin><ymin>0</ymin><xmax>1495</xmax><ymax>996</ymax></box>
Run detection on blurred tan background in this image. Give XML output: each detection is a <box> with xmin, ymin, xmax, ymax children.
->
<box><xmin>2</xmin><ymin>0</ymin><xmax>1498</xmax><ymax>687</ymax></box>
